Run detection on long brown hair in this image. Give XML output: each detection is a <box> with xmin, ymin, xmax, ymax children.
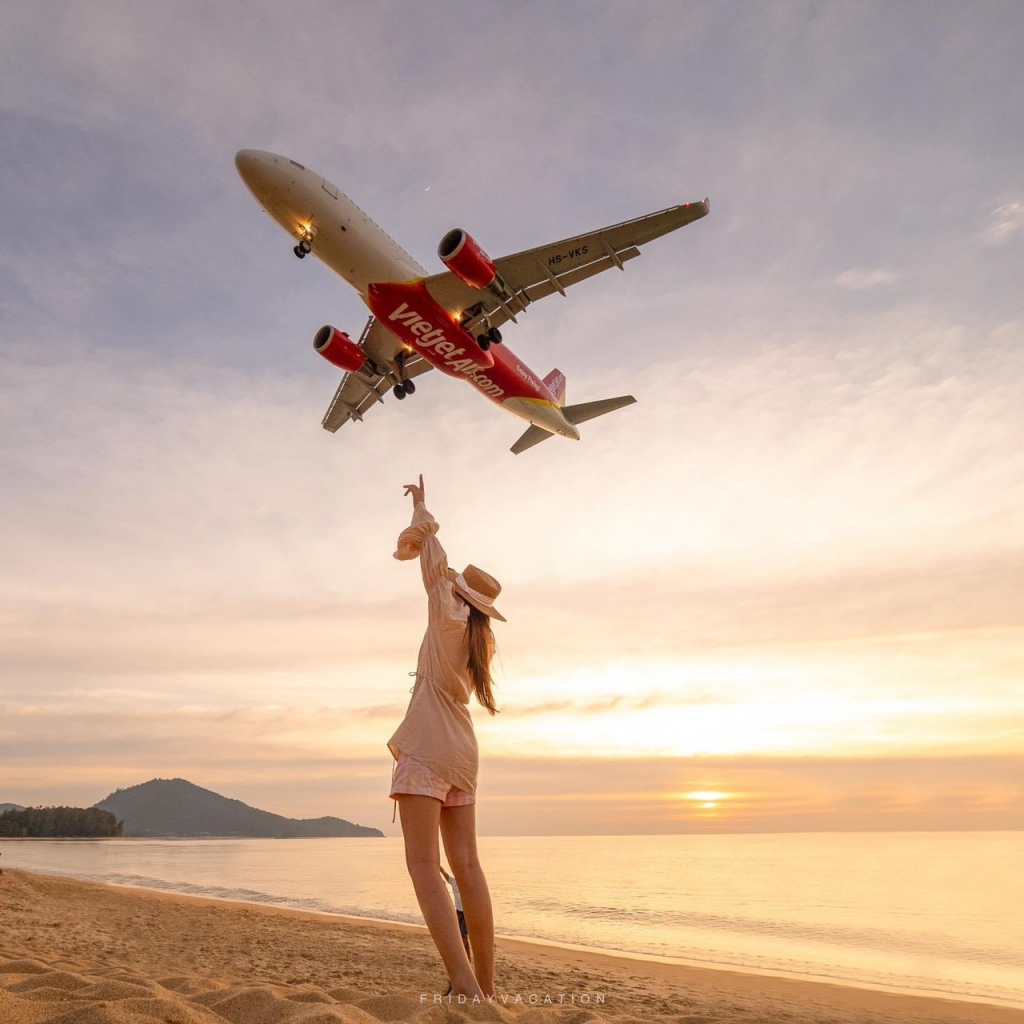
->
<box><xmin>465</xmin><ymin>605</ymin><xmax>498</xmax><ymax>715</ymax></box>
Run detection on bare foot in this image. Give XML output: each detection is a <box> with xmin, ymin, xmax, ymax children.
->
<box><xmin>449</xmin><ymin>980</ymin><xmax>485</xmax><ymax>1001</ymax></box>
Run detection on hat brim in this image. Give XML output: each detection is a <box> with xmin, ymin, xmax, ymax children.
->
<box><xmin>448</xmin><ymin>570</ymin><xmax>506</xmax><ymax>622</ymax></box>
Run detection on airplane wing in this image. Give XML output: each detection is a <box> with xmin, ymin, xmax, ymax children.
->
<box><xmin>321</xmin><ymin>315</ymin><xmax>432</xmax><ymax>432</ymax></box>
<box><xmin>422</xmin><ymin>198</ymin><xmax>709</xmax><ymax>334</ymax></box>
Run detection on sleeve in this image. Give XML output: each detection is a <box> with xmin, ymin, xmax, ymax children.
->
<box><xmin>393</xmin><ymin>502</ymin><xmax>450</xmax><ymax>591</ymax></box>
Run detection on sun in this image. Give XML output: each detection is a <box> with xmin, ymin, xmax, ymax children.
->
<box><xmin>682</xmin><ymin>790</ymin><xmax>730</xmax><ymax>810</ymax></box>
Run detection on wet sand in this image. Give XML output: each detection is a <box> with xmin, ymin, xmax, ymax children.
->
<box><xmin>1</xmin><ymin>870</ymin><xmax>1019</xmax><ymax>1023</ymax></box>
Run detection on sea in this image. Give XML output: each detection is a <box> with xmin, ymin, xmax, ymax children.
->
<box><xmin>3</xmin><ymin>832</ymin><xmax>1022</xmax><ymax>1009</ymax></box>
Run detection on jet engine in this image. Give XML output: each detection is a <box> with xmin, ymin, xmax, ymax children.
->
<box><xmin>313</xmin><ymin>325</ymin><xmax>366</xmax><ymax>372</ymax></box>
<box><xmin>437</xmin><ymin>229</ymin><xmax>497</xmax><ymax>290</ymax></box>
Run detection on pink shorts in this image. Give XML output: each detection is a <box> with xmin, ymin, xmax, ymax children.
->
<box><xmin>390</xmin><ymin>753</ymin><xmax>475</xmax><ymax>806</ymax></box>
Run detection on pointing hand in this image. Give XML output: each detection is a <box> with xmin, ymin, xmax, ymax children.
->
<box><xmin>403</xmin><ymin>474</ymin><xmax>425</xmax><ymax>505</ymax></box>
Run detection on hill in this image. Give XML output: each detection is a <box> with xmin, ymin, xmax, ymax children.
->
<box><xmin>0</xmin><ymin>803</ymin><xmax>25</xmax><ymax>813</ymax></box>
<box><xmin>93</xmin><ymin>779</ymin><xmax>383</xmax><ymax>838</ymax></box>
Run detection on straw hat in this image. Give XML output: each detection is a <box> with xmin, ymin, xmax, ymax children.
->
<box><xmin>448</xmin><ymin>564</ymin><xmax>506</xmax><ymax>621</ymax></box>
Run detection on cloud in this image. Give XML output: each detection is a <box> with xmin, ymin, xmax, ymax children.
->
<box><xmin>833</xmin><ymin>268</ymin><xmax>899</xmax><ymax>289</ymax></box>
<box><xmin>477</xmin><ymin>754</ymin><xmax>1024</xmax><ymax>835</ymax></box>
<box><xmin>984</xmin><ymin>201</ymin><xmax>1024</xmax><ymax>245</ymax></box>
<box><xmin>3</xmin><ymin>3</ymin><xmax>1024</xmax><ymax>834</ymax></box>
<box><xmin>3</xmin><ymin>717</ymin><xmax>1020</xmax><ymax>835</ymax></box>
<box><xmin>2</xmin><ymin>309</ymin><xmax>1023</xmax><ymax>788</ymax></box>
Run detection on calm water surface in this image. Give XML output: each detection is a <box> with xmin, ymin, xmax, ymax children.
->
<box><xmin>4</xmin><ymin>832</ymin><xmax>1022</xmax><ymax>1008</ymax></box>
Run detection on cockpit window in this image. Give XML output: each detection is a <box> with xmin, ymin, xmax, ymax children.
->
<box><xmin>290</xmin><ymin>160</ymin><xmax>305</xmax><ymax>170</ymax></box>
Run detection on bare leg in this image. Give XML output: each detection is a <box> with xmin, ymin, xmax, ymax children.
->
<box><xmin>398</xmin><ymin>795</ymin><xmax>481</xmax><ymax>998</ymax></box>
<box><xmin>440</xmin><ymin>803</ymin><xmax>494</xmax><ymax>997</ymax></box>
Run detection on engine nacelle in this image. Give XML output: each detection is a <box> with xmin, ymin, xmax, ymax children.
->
<box><xmin>437</xmin><ymin>228</ymin><xmax>497</xmax><ymax>290</ymax></box>
<box><xmin>313</xmin><ymin>325</ymin><xmax>366</xmax><ymax>372</ymax></box>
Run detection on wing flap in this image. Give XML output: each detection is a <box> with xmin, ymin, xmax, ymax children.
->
<box><xmin>496</xmin><ymin>200</ymin><xmax>707</xmax><ymax>288</ymax></box>
<box><xmin>322</xmin><ymin>372</ymin><xmax>388</xmax><ymax>432</ymax></box>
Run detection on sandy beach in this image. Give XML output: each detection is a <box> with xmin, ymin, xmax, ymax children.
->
<box><xmin>1</xmin><ymin>870</ymin><xmax>1020</xmax><ymax>1024</ymax></box>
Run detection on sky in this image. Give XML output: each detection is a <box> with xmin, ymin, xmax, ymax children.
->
<box><xmin>1</xmin><ymin>1</ymin><xmax>1022</xmax><ymax>835</ymax></box>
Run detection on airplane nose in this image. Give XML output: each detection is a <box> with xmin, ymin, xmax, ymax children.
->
<box><xmin>235</xmin><ymin>150</ymin><xmax>281</xmax><ymax>199</ymax></box>
<box><xmin>235</xmin><ymin>149</ymin><xmax>261</xmax><ymax>180</ymax></box>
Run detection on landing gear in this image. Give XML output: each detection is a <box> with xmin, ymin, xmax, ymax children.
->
<box><xmin>475</xmin><ymin>325</ymin><xmax>503</xmax><ymax>351</ymax></box>
<box><xmin>390</xmin><ymin>352</ymin><xmax>416</xmax><ymax>401</ymax></box>
<box><xmin>293</xmin><ymin>229</ymin><xmax>314</xmax><ymax>260</ymax></box>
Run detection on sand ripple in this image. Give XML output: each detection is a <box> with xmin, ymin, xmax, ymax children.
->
<box><xmin>2</xmin><ymin>868</ymin><xmax>1019</xmax><ymax>1024</ymax></box>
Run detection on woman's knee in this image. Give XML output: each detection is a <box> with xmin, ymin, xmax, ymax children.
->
<box><xmin>404</xmin><ymin>846</ymin><xmax>440</xmax><ymax>875</ymax></box>
<box><xmin>448</xmin><ymin>852</ymin><xmax>483</xmax><ymax>878</ymax></box>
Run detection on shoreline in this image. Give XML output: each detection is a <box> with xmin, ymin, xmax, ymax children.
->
<box><xmin>2</xmin><ymin>869</ymin><xmax>1022</xmax><ymax>1024</ymax></box>
<box><xmin>9</xmin><ymin>864</ymin><xmax>1023</xmax><ymax>1011</ymax></box>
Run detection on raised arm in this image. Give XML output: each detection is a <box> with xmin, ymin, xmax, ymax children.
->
<box><xmin>393</xmin><ymin>475</ymin><xmax>450</xmax><ymax>590</ymax></box>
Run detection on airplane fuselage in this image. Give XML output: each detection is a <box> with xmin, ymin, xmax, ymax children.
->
<box><xmin>235</xmin><ymin>150</ymin><xmax>579</xmax><ymax>439</ymax></box>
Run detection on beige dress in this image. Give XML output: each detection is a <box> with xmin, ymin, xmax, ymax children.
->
<box><xmin>387</xmin><ymin>501</ymin><xmax>479</xmax><ymax>795</ymax></box>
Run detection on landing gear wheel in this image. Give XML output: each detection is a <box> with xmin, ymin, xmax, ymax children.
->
<box><xmin>393</xmin><ymin>384</ymin><xmax>407</xmax><ymax>400</ymax></box>
<box><xmin>293</xmin><ymin>245</ymin><xmax>306</xmax><ymax>259</ymax></box>
<box><xmin>299</xmin><ymin>239</ymin><xmax>312</xmax><ymax>254</ymax></box>
<box><xmin>477</xmin><ymin>334</ymin><xmax>491</xmax><ymax>351</ymax></box>
<box><xmin>487</xmin><ymin>326</ymin><xmax>503</xmax><ymax>345</ymax></box>
<box><xmin>402</xmin><ymin>379</ymin><xmax>416</xmax><ymax>395</ymax></box>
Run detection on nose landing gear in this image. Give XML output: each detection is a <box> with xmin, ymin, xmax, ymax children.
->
<box><xmin>293</xmin><ymin>226</ymin><xmax>316</xmax><ymax>259</ymax></box>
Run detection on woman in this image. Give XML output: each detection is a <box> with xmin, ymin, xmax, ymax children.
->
<box><xmin>388</xmin><ymin>475</ymin><xmax>503</xmax><ymax>1000</ymax></box>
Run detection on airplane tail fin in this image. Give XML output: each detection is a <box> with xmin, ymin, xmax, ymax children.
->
<box><xmin>543</xmin><ymin>368</ymin><xmax>567</xmax><ymax>405</ymax></box>
<box><xmin>509</xmin><ymin>384</ymin><xmax>636</xmax><ymax>454</ymax></box>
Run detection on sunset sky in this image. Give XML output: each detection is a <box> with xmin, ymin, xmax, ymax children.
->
<box><xmin>2</xmin><ymin>1</ymin><xmax>1022</xmax><ymax>835</ymax></box>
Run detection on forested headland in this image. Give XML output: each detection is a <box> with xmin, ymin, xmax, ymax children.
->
<box><xmin>0</xmin><ymin>806</ymin><xmax>122</xmax><ymax>838</ymax></box>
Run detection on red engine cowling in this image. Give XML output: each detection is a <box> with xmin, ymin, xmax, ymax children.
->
<box><xmin>313</xmin><ymin>325</ymin><xmax>365</xmax><ymax>372</ymax></box>
<box><xmin>437</xmin><ymin>228</ymin><xmax>497</xmax><ymax>290</ymax></box>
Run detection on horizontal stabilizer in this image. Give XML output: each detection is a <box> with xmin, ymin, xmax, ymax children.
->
<box><xmin>561</xmin><ymin>395</ymin><xmax>636</xmax><ymax>425</ymax></box>
<box><xmin>510</xmin><ymin>423</ymin><xmax>555</xmax><ymax>454</ymax></box>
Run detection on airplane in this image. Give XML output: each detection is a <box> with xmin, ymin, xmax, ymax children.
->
<box><xmin>235</xmin><ymin>150</ymin><xmax>708</xmax><ymax>453</ymax></box>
